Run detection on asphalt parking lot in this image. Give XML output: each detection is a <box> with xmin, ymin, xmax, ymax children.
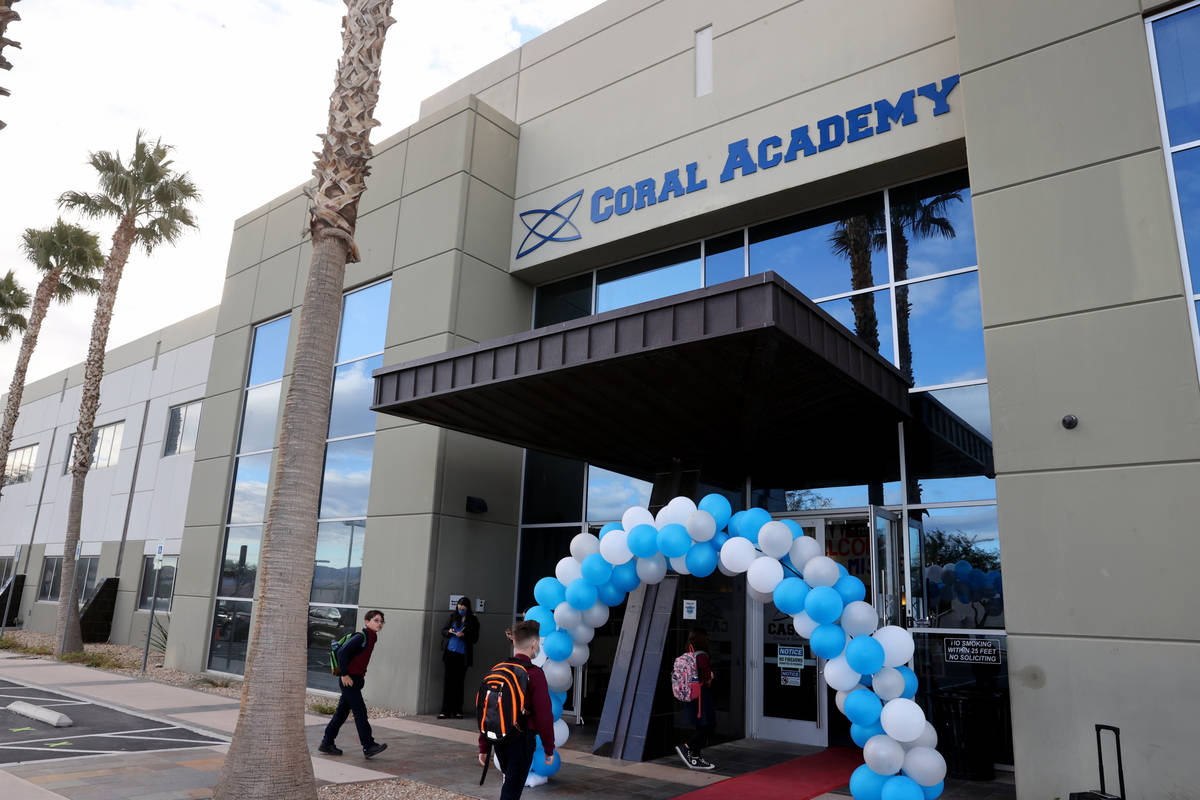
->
<box><xmin>0</xmin><ymin>678</ymin><xmax>225</xmax><ymax>764</ymax></box>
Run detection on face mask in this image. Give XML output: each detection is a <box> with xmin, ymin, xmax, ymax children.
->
<box><xmin>458</xmin><ymin>608</ymin><xmax>467</xmax><ymax>616</ymax></box>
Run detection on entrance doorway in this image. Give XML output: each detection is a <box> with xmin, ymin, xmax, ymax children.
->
<box><xmin>747</xmin><ymin>508</ymin><xmax>902</xmax><ymax>746</ymax></box>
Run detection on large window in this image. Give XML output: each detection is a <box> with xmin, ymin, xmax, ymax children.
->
<box><xmin>38</xmin><ymin>557</ymin><xmax>61</xmax><ymax>601</ymax></box>
<box><xmin>164</xmin><ymin>400</ymin><xmax>202</xmax><ymax>457</ymax></box>
<box><xmin>65</xmin><ymin>421</ymin><xmax>124</xmax><ymax>473</ymax></box>
<box><xmin>4</xmin><ymin>444</ymin><xmax>37</xmax><ymax>486</ymax></box>
<box><xmin>1149</xmin><ymin>2</ymin><xmax>1200</xmax><ymax>381</ymax></box>
<box><xmin>138</xmin><ymin>555</ymin><xmax>178</xmax><ymax>611</ymax></box>
<box><xmin>38</xmin><ymin>556</ymin><xmax>100</xmax><ymax>605</ymax></box>
<box><xmin>0</xmin><ymin>556</ymin><xmax>14</xmax><ymax>586</ymax></box>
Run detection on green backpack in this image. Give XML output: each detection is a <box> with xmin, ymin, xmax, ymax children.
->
<box><xmin>329</xmin><ymin>630</ymin><xmax>364</xmax><ymax>676</ymax></box>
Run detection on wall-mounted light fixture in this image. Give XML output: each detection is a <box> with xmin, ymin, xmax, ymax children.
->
<box><xmin>466</xmin><ymin>496</ymin><xmax>488</xmax><ymax>514</ymax></box>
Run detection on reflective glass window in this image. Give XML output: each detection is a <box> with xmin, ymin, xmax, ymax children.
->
<box><xmin>219</xmin><ymin>526</ymin><xmax>261</xmax><ymax>598</ymax></box>
<box><xmin>312</xmin><ymin>520</ymin><xmax>365</xmax><ymax>605</ymax></box>
<box><xmin>329</xmin><ymin>356</ymin><xmax>382</xmax><ymax>439</ymax></box>
<box><xmin>229</xmin><ymin>453</ymin><xmax>272</xmax><ymax>524</ymax></box>
<box><xmin>38</xmin><ymin>557</ymin><xmax>62</xmax><ymax>601</ymax></box>
<box><xmin>888</xmin><ymin>171</ymin><xmax>976</xmax><ymax>279</ymax></box>
<box><xmin>756</xmin><ymin>484</ymin><xmax>872</xmax><ymax>512</ymax></box>
<box><xmin>595</xmin><ymin>244</ymin><xmax>701</xmax><ymax>313</ymax></box>
<box><xmin>521</xmin><ymin>450</ymin><xmax>584</xmax><ymax>524</ymax></box>
<box><xmin>208</xmin><ymin>599</ymin><xmax>253</xmax><ymax>674</ymax></box>
<box><xmin>239</xmin><ymin>383</ymin><xmax>282</xmax><ymax>454</ymax></box>
<box><xmin>586</xmin><ymin>466</ymin><xmax>652</xmax><ymax>522</ymax></box>
<box><xmin>164</xmin><ymin>400</ymin><xmax>202</xmax><ymax>457</ymax></box>
<box><xmin>75</xmin><ymin>557</ymin><xmax>100</xmax><ymax>606</ymax></box>
<box><xmin>138</xmin><ymin>555</ymin><xmax>178</xmax><ymax>610</ymax></box>
<box><xmin>337</xmin><ymin>281</ymin><xmax>390</xmax><ymax>363</ymax></box>
<box><xmin>1171</xmin><ymin>147</ymin><xmax>1200</xmax><ymax>291</ymax></box>
<box><xmin>704</xmin><ymin>232</ymin><xmax>745</xmax><ymax>287</ymax></box>
<box><xmin>248</xmin><ymin>316</ymin><xmax>291</xmax><ymax>387</ymax></box>
<box><xmin>4</xmin><ymin>444</ymin><xmax>37</xmax><ymax>485</ymax></box>
<box><xmin>750</xmin><ymin>194</ymin><xmax>885</xmax><ymax>299</ymax></box>
<box><xmin>65</xmin><ymin>422</ymin><xmax>124</xmax><ymax>473</ymax></box>
<box><xmin>0</xmin><ymin>556</ymin><xmax>12</xmax><ymax>586</ymax></box>
<box><xmin>905</xmin><ymin>272</ymin><xmax>986</xmax><ymax>387</ymax></box>
<box><xmin>1153</xmin><ymin>6</ymin><xmax>1200</xmax><ymax>146</ymax></box>
<box><xmin>925</xmin><ymin>383</ymin><xmax>991</xmax><ymax>439</ymax></box>
<box><xmin>911</xmin><ymin>476</ymin><xmax>996</xmax><ymax>505</ymax></box>
<box><xmin>911</xmin><ymin>505</ymin><xmax>1002</xmax><ymax>630</ymax></box>
<box><xmin>319</xmin><ymin>437</ymin><xmax>374</xmax><ymax>520</ymax></box>
<box><xmin>306</xmin><ymin>605</ymin><xmax>358</xmax><ymax>690</ymax></box>
<box><xmin>819</xmin><ymin>289</ymin><xmax>895</xmax><ymax>364</ymax></box>
<box><xmin>516</xmin><ymin>526</ymin><xmax>580</xmax><ymax>610</ymax></box>
<box><xmin>535</xmin><ymin>273</ymin><xmax>592</xmax><ymax>327</ymax></box>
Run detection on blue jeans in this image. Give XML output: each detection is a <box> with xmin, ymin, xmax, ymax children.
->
<box><xmin>323</xmin><ymin>674</ymin><xmax>376</xmax><ymax>749</ymax></box>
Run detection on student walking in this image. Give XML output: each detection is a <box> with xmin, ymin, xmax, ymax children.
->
<box><xmin>319</xmin><ymin>609</ymin><xmax>388</xmax><ymax>759</ymax></box>
<box><xmin>439</xmin><ymin>595</ymin><xmax>480</xmax><ymax>719</ymax></box>
<box><xmin>477</xmin><ymin>620</ymin><xmax>556</xmax><ymax>800</ymax></box>
<box><xmin>675</xmin><ymin>628</ymin><xmax>717</xmax><ymax>770</ymax></box>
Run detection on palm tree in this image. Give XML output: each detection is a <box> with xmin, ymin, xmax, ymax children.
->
<box><xmin>0</xmin><ymin>222</ymin><xmax>103</xmax><ymax>495</ymax></box>
<box><xmin>54</xmin><ymin>133</ymin><xmax>198</xmax><ymax>656</ymax></box>
<box><xmin>214</xmin><ymin>3</ymin><xmax>394</xmax><ymax>798</ymax></box>
<box><xmin>0</xmin><ymin>0</ymin><xmax>19</xmax><ymax>131</ymax></box>
<box><xmin>829</xmin><ymin>213</ymin><xmax>882</xmax><ymax>352</ymax></box>
<box><xmin>0</xmin><ymin>271</ymin><xmax>29</xmax><ymax>342</ymax></box>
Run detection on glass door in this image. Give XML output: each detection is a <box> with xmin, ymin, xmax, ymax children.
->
<box><xmin>871</xmin><ymin>507</ymin><xmax>904</xmax><ymax>627</ymax></box>
<box><xmin>748</xmin><ymin>518</ymin><xmax>826</xmax><ymax>745</ymax></box>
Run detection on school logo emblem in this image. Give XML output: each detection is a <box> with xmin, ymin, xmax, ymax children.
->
<box><xmin>515</xmin><ymin>189</ymin><xmax>584</xmax><ymax>259</ymax></box>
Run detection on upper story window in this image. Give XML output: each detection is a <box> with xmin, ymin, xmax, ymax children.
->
<box><xmin>164</xmin><ymin>400</ymin><xmax>202</xmax><ymax>457</ymax></box>
<box><xmin>65</xmin><ymin>421</ymin><xmax>124</xmax><ymax>474</ymax></box>
<box><xmin>4</xmin><ymin>444</ymin><xmax>38</xmax><ymax>486</ymax></box>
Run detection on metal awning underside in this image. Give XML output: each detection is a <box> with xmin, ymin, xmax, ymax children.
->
<box><xmin>372</xmin><ymin>273</ymin><xmax>992</xmax><ymax>488</ymax></box>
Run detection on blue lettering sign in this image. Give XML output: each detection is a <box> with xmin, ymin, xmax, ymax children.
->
<box><xmin>614</xmin><ymin>185</ymin><xmax>635</xmax><ymax>215</ymax></box>
<box><xmin>685</xmin><ymin>162</ymin><xmax>707</xmax><ymax>193</ymax></box>
<box><xmin>758</xmin><ymin>135</ymin><xmax>783</xmax><ymax>169</ymax></box>
<box><xmin>635</xmin><ymin>178</ymin><xmax>657</xmax><ymax>209</ymax></box>
<box><xmin>874</xmin><ymin>90</ymin><xmax>916</xmax><ymax>133</ymax></box>
<box><xmin>720</xmin><ymin>139</ymin><xmax>758</xmax><ymax>183</ymax></box>
<box><xmin>817</xmin><ymin>115</ymin><xmax>844</xmax><ymax>152</ymax></box>
<box><xmin>784</xmin><ymin>125</ymin><xmax>817</xmax><ymax>161</ymax></box>
<box><xmin>845</xmin><ymin>104</ymin><xmax>873</xmax><ymax>143</ymax></box>
<box><xmin>659</xmin><ymin>169</ymin><xmax>686</xmax><ymax>202</ymax></box>
<box><xmin>916</xmin><ymin>75</ymin><xmax>959</xmax><ymax>116</ymax></box>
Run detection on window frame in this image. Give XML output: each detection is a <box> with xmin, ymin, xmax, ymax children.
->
<box><xmin>138</xmin><ymin>554</ymin><xmax>178</xmax><ymax>611</ymax></box>
<box><xmin>163</xmin><ymin>399</ymin><xmax>202</xmax><ymax>457</ymax></box>
<box><xmin>3</xmin><ymin>443</ymin><xmax>38</xmax><ymax>486</ymax></box>
<box><xmin>64</xmin><ymin>421</ymin><xmax>125</xmax><ymax>474</ymax></box>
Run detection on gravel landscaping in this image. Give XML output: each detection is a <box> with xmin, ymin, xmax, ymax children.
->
<box><xmin>317</xmin><ymin>778</ymin><xmax>470</xmax><ymax>800</ymax></box>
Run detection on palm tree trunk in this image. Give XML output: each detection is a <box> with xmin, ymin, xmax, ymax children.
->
<box><xmin>844</xmin><ymin>216</ymin><xmax>880</xmax><ymax>352</ymax></box>
<box><xmin>0</xmin><ymin>268</ymin><xmax>60</xmax><ymax>494</ymax></box>
<box><xmin>892</xmin><ymin>227</ymin><xmax>914</xmax><ymax>383</ymax></box>
<box><xmin>56</xmin><ymin>218</ymin><xmax>134</xmax><ymax>657</ymax></box>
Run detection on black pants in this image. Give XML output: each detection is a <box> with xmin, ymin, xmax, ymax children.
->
<box><xmin>684</xmin><ymin>687</ymin><xmax>715</xmax><ymax>756</ymax></box>
<box><xmin>494</xmin><ymin>728</ymin><xmax>536</xmax><ymax>800</ymax></box>
<box><xmin>686</xmin><ymin>717</ymin><xmax>716</xmax><ymax>756</ymax></box>
<box><xmin>323</xmin><ymin>674</ymin><xmax>376</xmax><ymax>749</ymax></box>
<box><xmin>442</xmin><ymin>650</ymin><xmax>467</xmax><ymax>715</ymax></box>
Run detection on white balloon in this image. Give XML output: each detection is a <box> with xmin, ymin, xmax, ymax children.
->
<box><xmin>636</xmin><ymin>553</ymin><xmax>668</xmax><ymax>584</ymax></box>
<box><xmin>903</xmin><ymin>746</ymin><xmax>947</xmax><ymax>787</ymax></box>
<box><xmin>685</xmin><ymin>509</ymin><xmax>716</xmax><ymax>542</ymax></box>
<box><xmin>670</xmin><ymin>555</ymin><xmax>691</xmax><ymax>574</ymax></box>
<box><xmin>903</xmin><ymin>722</ymin><xmax>938</xmax><ymax>751</ymax></box>
<box><xmin>747</xmin><ymin>586</ymin><xmax>773</xmax><ymax>603</ymax></box>
<box><xmin>720</xmin><ymin>537</ymin><xmax>757</xmax><ymax>573</ymax></box>
<box><xmin>553</xmin><ymin>601</ymin><xmax>581</xmax><ymax>631</ymax></box>
<box><xmin>789</xmin><ymin>536</ymin><xmax>823</xmax><ymax>572</ymax></box>
<box><xmin>872</xmin><ymin>667</ymin><xmax>905</xmax><ymax>701</ymax></box>
<box><xmin>553</xmin><ymin>718</ymin><xmax>570</xmax><ymax>748</ymax></box>
<box><xmin>555</xmin><ymin>556</ymin><xmax>583</xmax><ymax>586</ymax></box>
<box><xmin>841</xmin><ymin>601</ymin><xmax>880</xmax><ymax>637</ymax></box>
<box><xmin>570</xmin><ymin>533</ymin><xmax>601</xmax><ymax>561</ymax></box>
<box><xmin>823</xmin><ymin>654</ymin><xmax>862</xmax><ymax>691</ymax></box>
<box><xmin>532</xmin><ymin>646</ymin><xmax>548</xmax><ymax>666</ymax></box>
<box><xmin>567</xmin><ymin>642</ymin><xmax>590</xmax><ymax>666</ymax></box>
<box><xmin>792</xmin><ymin>611</ymin><xmax>819</xmax><ymax>638</ymax></box>
<box><xmin>582</xmin><ymin>601</ymin><xmax>609</xmax><ymax>628</ymax></box>
<box><xmin>747</xmin><ymin>556</ymin><xmax>785</xmax><ymax>594</ymax></box>
<box><xmin>668</xmin><ymin>496</ymin><xmax>697</xmax><ymax>519</ymax></box>
<box><xmin>757</xmin><ymin>522</ymin><xmax>793</xmax><ymax>558</ymax></box>
<box><xmin>835</xmin><ymin>689</ymin><xmax>849</xmax><ymax>716</ymax></box>
<box><xmin>924</xmin><ymin>564</ymin><xmax>943</xmax><ymax>583</ymax></box>
<box><xmin>880</xmin><ymin>698</ymin><xmax>926</xmax><ymax>743</ymax></box>
<box><xmin>622</xmin><ymin>506</ymin><xmax>654</xmax><ymax>531</ymax></box>
<box><xmin>873</xmin><ymin>625</ymin><xmax>916</xmax><ymax>668</ymax></box>
<box><xmin>863</xmin><ymin>734</ymin><xmax>906</xmax><ymax>775</ymax></box>
<box><xmin>941</xmin><ymin>563</ymin><xmax>957</xmax><ymax>578</ymax></box>
<box><xmin>803</xmin><ymin>555</ymin><xmax>839</xmax><ymax>587</ymax></box>
<box><xmin>543</xmin><ymin>659</ymin><xmax>573</xmax><ymax>692</ymax></box>
<box><xmin>717</xmin><ymin>560</ymin><xmax>736</xmax><ymax>576</ymax></box>
<box><xmin>570</xmin><ymin>623</ymin><xmax>594</xmax><ymax>644</ymax></box>
<box><xmin>599</xmin><ymin>529</ymin><xmax>633</xmax><ymax>565</ymax></box>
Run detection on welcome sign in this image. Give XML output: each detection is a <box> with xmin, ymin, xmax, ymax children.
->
<box><xmin>515</xmin><ymin>75</ymin><xmax>960</xmax><ymax>259</ymax></box>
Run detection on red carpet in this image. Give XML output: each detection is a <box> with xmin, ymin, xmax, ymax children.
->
<box><xmin>673</xmin><ymin>746</ymin><xmax>861</xmax><ymax>800</ymax></box>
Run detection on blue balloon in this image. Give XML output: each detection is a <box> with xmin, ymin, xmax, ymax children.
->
<box><xmin>596</xmin><ymin>579</ymin><xmax>626</xmax><ymax>607</ymax></box>
<box><xmin>697</xmin><ymin>493</ymin><xmax>733</xmax><ymax>531</ymax></box>
<box><xmin>851</xmin><ymin>720</ymin><xmax>885</xmax><ymax>748</ymax></box>
<box><xmin>712</xmin><ymin>530</ymin><xmax>730</xmax><ymax>548</ymax></box>
<box><xmin>849</xmin><ymin>764</ymin><xmax>889</xmax><ymax>800</ymax></box>
<box><xmin>834</xmin><ymin>574</ymin><xmax>867</xmax><ymax>605</ymax></box>
<box><xmin>881</xmin><ymin>775</ymin><xmax>924</xmax><ymax>800</ymax></box>
<box><xmin>524</xmin><ymin>605</ymin><xmax>555</xmax><ymax>634</ymax></box>
<box><xmin>837</xmin><ymin>562</ymin><xmax>850</xmax><ymax>578</ymax></box>
<box><xmin>580</xmin><ymin>553</ymin><xmax>613</xmax><ymax>585</ymax></box>
<box><xmin>685</xmin><ymin>541</ymin><xmax>718</xmax><ymax>577</ymax></box>
<box><xmin>610</xmin><ymin>559</ymin><xmax>640</xmax><ymax>593</ymax></box>
<box><xmin>969</xmin><ymin>568</ymin><xmax>988</xmax><ymax>589</ymax></box>
<box><xmin>657</xmin><ymin>524</ymin><xmax>691</xmax><ymax>558</ymax></box>
<box><xmin>846</xmin><ymin>636</ymin><xmax>886</xmax><ymax>675</ymax></box>
<box><xmin>531</xmin><ymin>736</ymin><xmax>562</xmax><ymax>776</ymax></box>
<box><xmin>805</xmin><ymin>585</ymin><xmax>845</xmax><ymax>624</ymax></box>
<box><xmin>740</xmin><ymin>508</ymin><xmax>771</xmax><ymax>543</ymax></box>
<box><xmin>773</xmin><ymin>577</ymin><xmax>810</xmax><ymax>615</ymax></box>
<box><xmin>597</xmin><ymin>522</ymin><xmax>622</xmax><ymax>539</ymax></box>
<box><xmin>845</xmin><ymin>687</ymin><xmax>883</xmax><ymax>726</ymax></box>
<box><xmin>954</xmin><ymin>559</ymin><xmax>972</xmax><ymax>579</ymax></box>
<box><xmin>534</xmin><ymin>577</ymin><xmax>567</xmax><ymax>609</ymax></box>
<box><xmin>628</xmin><ymin>524</ymin><xmax>659</xmax><ymax>559</ymax></box>
<box><xmin>782</xmin><ymin>519</ymin><xmax>803</xmax><ymax>539</ymax></box>
<box><xmin>896</xmin><ymin>665</ymin><xmax>919</xmax><ymax>699</ymax></box>
<box><xmin>565</xmin><ymin>578</ymin><xmax>598</xmax><ymax>610</ymax></box>
<box><xmin>550</xmin><ymin>693</ymin><xmax>564</xmax><ymax>719</ymax></box>
<box><xmin>550</xmin><ymin>689</ymin><xmax>567</xmax><ymax>705</ymax></box>
<box><xmin>810</xmin><ymin>623</ymin><xmax>847</xmax><ymax>659</ymax></box>
<box><xmin>860</xmin><ymin>672</ymin><xmax>874</xmax><ymax>687</ymax></box>
<box><xmin>727</xmin><ymin>510</ymin><xmax>747</xmax><ymax>538</ymax></box>
<box><xmin>921</xmin><ymin>780</ymin><xmax>944</xmax><ymax>799</ymax></box>
<box><xmin>543</xmin><ymin>630</ymin><xmax>573</xmax><ymax>661</ymax></box>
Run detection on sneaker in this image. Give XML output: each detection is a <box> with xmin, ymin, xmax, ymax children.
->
<box><xmin>674</xmin><ymin>744</ymin><xmax>690</xmax><ymax>767</ymax></box>
<box><xmin>318</xmin><ymin>742</ymin><xmax>343</xmax><ymax>756</ymax></box>
<box><xmin>452</xmin><ymin>713</ymin><xmax>464</xmax><ymax>719</ymax></box>
<box><xmin>437</xmin><ymin>713</ymin><xmax>450</xmax><ymax>719</ymax></box>
<box><xmin>688</xmin><ymin>755</ymin><xmax>716</xmax><ymax>771</ymax></box>
<box><xmin>363</xmin><ymin>742</ymin><xmax>388</xmax><ymax>759</ymax></box>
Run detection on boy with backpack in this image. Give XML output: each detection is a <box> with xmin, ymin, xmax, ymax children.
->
<box><xmin>318</xmin><ymin>609</ymin><xmax>388</xmax><ymax>759</ymax></box>
<box><xmin>672</xmin><ymin>628</ymin><xmax>716</xmax><ymax>770</ymax></box>
<box><xmin>476</xmin><ymin>620</ymin><xmax>556</xmax><ymax>799</ymax></box>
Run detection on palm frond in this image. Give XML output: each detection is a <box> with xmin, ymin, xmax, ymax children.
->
<box><xmin>0</xmin><ymin>270</ymin><xmax>30</xmax><ymax>341</ymax></box>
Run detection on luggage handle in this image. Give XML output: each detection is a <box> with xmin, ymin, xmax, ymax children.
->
<box><xmin>1095</xmin><ymin>724</ymin><xmax>1125</xmax><ymax>800</ymax></box>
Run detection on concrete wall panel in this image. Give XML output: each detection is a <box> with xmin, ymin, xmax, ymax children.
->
<box><xmin>252</xmin><ymin>248</ymin><xmax>301</xmax><ymax>322</ymax></box>
<box><xmin>384</xmin><ymin>251</ymin><xmax>458</xmax><ymax>348</ymax></box>
<box><xmin>395</xmin><ymin>175</ymin><xmax>469</xmax><ymax>269</ymax></box>
<box><xmin>365</xmin><ymin>425</ymin><xmax>442</xmax><ymax>518</ymax></box>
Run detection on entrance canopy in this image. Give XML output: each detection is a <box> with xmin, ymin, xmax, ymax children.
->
<box><xmin>372</xmin><ymin>273</ymin><xmax>992</xmax><ymax>488</ymax></box>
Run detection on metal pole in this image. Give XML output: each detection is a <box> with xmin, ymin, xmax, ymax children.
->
<box><xmin>141</xmin><ymin>566</ymin><xmax>160</xmax><ymax>674</ymax></box>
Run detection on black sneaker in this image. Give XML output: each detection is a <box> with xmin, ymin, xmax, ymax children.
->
<box><xmin>363</xmin><ymin>742</ymin><xmax>388</xmax><ymax>759</ymax></box>
<box><xmin>318</xmin><ymin>742</ymin><xmax>343</xmax><ymax>756</ymax></box>
<box><xmin>688</xmin><ymin>755</ymin><xmax>716</xmax><ymax>771</ymax></box>
<box><xmin>674</xmin><ymin>744</ymin><xmax>690</xmax><ymax>767</ymax></box>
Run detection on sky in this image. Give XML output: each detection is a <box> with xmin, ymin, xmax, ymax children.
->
<box><xmin>0</xmin><ymin>0</ymin><xmax>603</xmax><ymax>392</ymax></box>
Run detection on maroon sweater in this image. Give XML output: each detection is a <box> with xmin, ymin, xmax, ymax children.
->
<box><xmin>478</xmin><ymin>653</ymin><xmax>555</xmax><ymax>758</ymax></box>
<box><xmin>336</xmin><ymin>628</ymin><xmax>377</xmax><ymax>677</ymax></box>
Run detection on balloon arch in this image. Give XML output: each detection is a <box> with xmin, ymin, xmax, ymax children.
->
<box><xmin>518</xmin><ymin>493</ymin><xmax>947</xmax><ymax>800</ymax></box>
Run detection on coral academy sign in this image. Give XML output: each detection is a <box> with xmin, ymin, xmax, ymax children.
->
<box><xmin>515</xmin><ymin>75</ymin><xmax>960</xmax><ymax>259</ymax></box>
